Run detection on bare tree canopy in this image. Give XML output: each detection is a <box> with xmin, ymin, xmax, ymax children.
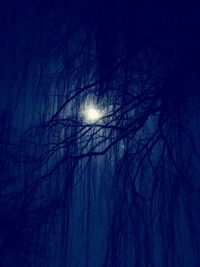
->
<box><xmin>0</xmin><ymin>1</ymin><xmax>200</xmax><ymax>267</ymax></box>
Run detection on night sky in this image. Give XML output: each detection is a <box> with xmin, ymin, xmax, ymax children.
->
<box><xmin>0</xmin><ymin>1</ymin><xmax>200</xmax><ymax>267</ymax></box>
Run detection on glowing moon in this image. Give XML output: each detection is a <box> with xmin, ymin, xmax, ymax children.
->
<box><xmin>84</xmin><ymin>105</ymin><xmax>102</xmax><ymax>123</ymax></box>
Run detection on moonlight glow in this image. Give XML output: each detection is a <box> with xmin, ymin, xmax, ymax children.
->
<box><xmin>84</xmin><ymin>105</ymin><xmax>102</xmax><ymax>123</ymax></box>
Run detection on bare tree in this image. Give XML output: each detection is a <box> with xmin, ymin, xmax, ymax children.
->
<box><xmin>0</xmin><ymin>1</ymin><xmax>200</xmax><ymax>267</ymax></box>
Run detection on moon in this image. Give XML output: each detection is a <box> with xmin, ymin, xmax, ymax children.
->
<box><xmin>83</xmin><ymin>104</ymin><xmax>102</xmax><ymax>123</ymax></box>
